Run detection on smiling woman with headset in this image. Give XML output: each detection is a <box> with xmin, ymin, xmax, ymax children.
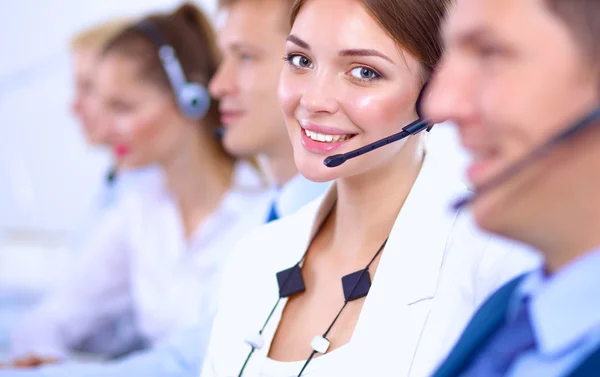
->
<box><xmin>9</xmin><ymin>2</ymin><xmax>268</xmax><ymax>366</ymax></box>
<box><xmin>199</xmin><ymin>1</ymin><xmax>540</xmax><ymax>377</ymax></box>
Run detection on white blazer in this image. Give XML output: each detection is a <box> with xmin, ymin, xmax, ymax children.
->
<box><xmin>200</xmin><ymin>130</ymin><xmax>541</xmax><ymax>377</ymax></box>
<box><xmin>10</xmin><ymin>161</ymin><xmax>270</xmax><ymax>359</ymax></box>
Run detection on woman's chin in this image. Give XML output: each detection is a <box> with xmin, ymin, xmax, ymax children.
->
<box><xmin>298</xmin><ymin>167</ymin><xmax>337</xmax><ymax>183</ymax></box>
<box><xmin>295</xmin><ymin>154</ymin><xmax>340</xmax><ymax>183</ymax></box>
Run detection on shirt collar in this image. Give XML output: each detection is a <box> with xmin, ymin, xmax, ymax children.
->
<box><xmin>512</xmin><ymin>246</ymin><xmax>600</xmax><ymax>356</ymax></box>
<box><xmin>275</xmin><ymin>174</ymin><xmax>332</xmax><ymax>218</ymax></box>
<box><xmin>115</xmin><ymin>165</ymin><xmax>165</xmax><ymax>192</ymax></box>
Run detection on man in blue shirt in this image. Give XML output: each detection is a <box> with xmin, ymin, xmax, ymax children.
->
<box><xmin>424</xmin><ymin>0</ymin><xmax>600</xmax><ymax>376</ymax></box>
<box><xmin>0</xmin><ymin>0</ymin><xmax>329</xmax><ymax>375</ymax></box>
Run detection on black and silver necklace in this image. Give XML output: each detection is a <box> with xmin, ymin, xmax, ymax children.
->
<box><xmin>237</xmin><ymin>205</ymin><xmax>389</xmax><ymax>377</ymax></box>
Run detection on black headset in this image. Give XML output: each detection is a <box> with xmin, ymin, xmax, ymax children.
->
<box><xmin>134</xmin><ymin>20</ymin><xmax>211</xmax><ymax>121</ymax></box>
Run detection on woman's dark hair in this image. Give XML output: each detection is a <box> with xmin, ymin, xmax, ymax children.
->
<box><xmin>291</xmin><ymin>0</ymin><xmax>452</xmax><ymax>82</ymax></box>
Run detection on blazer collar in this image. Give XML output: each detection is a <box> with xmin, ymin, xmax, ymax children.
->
<box><xmin>306</xmin><ymin>137</ymin><xmax>469</xmax><ymax>304</ymax></box>
<box><xmin>376</xmin><ymin>143</ymin><xmax>467</xmax><ymax>305</ymax></box>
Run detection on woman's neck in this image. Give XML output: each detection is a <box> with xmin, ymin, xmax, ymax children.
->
<box><xmin>330</xmin><ymin>135</ymin><xmax>427</xmax><ymax>255</ymax></box>
<box><xmin>163</xmin><ymin>133</ymin><xmax>234</xmax><ymax>238</ymax></box>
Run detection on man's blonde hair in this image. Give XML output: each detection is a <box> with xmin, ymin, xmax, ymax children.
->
<box><xmin>69</xmin><ymin>17</ymin><xmax>133</xmax><ymax>51</ymax></box>
<box><xmin>217</xmin><ymin>0</ymin><xmax>295</xmax><ymax>31</ymax></box>
<box><xmin>218</xmin><ymin>0</ymin><xmax>294</xmax><ymax>9</ymax></box>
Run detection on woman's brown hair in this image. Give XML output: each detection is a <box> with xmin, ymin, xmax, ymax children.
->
<box><xmin>103</xmin><ymin>3</ymin><xmax>232</xmax><ymax>161</ymax></box>
<box><xmin>290</xmin><ymin>0</ymin><xmax>452</xmax><ymax>82</ymax></box>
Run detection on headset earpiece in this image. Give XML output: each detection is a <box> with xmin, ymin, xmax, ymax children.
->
<box><xmin>416</xmin><ymin>82</ymin><xmax>433</xmax><ymax>132</ymax></box>
<box><xmin>135</xmin><ymin>21</ymin><xmax>210</xmax><ymax>121</ymax></box>
<box><xmin>178</xmin><ymin>82</ymin><xmax>211</xmax><ymax>120</ymax></box>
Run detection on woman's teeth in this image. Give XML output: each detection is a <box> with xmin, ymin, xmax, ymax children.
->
<box><xmin>304</xmin><ymin>129</ymin><xmax>352</xmax><ymax>143</ymax></box>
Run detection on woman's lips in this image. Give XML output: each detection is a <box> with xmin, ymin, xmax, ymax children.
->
<box><xmin>300</xmin><ymin>126</ymin><xmax>356</xmax><ymax>154</ymax></box>
<box><xmin>220</xmin><ymin>111</ymin><xmax>245</xmax><ymax>125</ymax></box>
<box><xmin>114</xmin><ymin>145</ymin><xmax>130</xmax><ymax>157</ymax></box>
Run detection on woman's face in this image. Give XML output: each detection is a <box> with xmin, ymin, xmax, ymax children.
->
<box><xmin>95</xmin><ymin>53</ymin><xmax>193</xmax><ymax>169</ymax></box>
<box><xmin>278</xmin><ymin>0</ymin><xmax>423</xmax><ymax>182</ymax></box>
<box><xmin>71</xmin><ymin>48</ymin><xmax>105</xmax><ymax>145</ymax></box>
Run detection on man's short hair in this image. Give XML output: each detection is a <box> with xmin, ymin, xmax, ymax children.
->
<box><xmin>217</xmin><ymin>0</ymin><xmax>296</xmax><ymax>31</ymax></box>
<box><xmin>545</xmin><ymin>0</ymin><xmax>600</xmax><ymax>65</ymax></box>
<box><xmin>218</xmin><ymin>0</ymin><xmax>295</xmax><ymax>9</ymax></box>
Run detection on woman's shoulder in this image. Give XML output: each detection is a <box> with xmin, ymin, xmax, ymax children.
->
<box><xmin>256</xmin><ymin>194</ymin><xmax>325</xmax><ymax>234</ymax></box>
<box><xmin>445</xmin><ymin>209</ymin><xmax>539</xmax><ymax>266</ymax></box>
<box><xmin>211</xmin><ymin>197</ymin><xmax>327</xmax><ymax>346</ymax></box>
<box><xmin>216</xmin><ymin>196</ymin><xmax>325</xmax><ymax>303</ymax></box>
<box><xmin>227</xmin><ymin>195</ymin><xmax>325</xmax><ymax>264</ymax></box>
<box><xmin>442</xmin><ymin>209</ymin><xmax>541</xmax><ymax>301</ymax></box>
<box><xmin>423</xmin><ymin>125</ymin><xmax>540</xmax><ymax>276</ymax></box>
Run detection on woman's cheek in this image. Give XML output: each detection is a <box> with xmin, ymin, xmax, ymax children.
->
<box><xmin>279</xmin><ymin>71</ymin><xmax>300</xmax><ymax>109</ymax></box>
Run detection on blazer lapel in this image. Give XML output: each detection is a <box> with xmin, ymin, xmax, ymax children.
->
<box><xmin>432</xmin><ymin>275</ymin><xmax>526</xmax><ymax>377</ymax></box>
<box><xmin>349</xmin><ymin>146</ymin><xmax>467</xmax><ymax>377</ymax></box>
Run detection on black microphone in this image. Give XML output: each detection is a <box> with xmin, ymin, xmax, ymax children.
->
<box><xmin>323</xmin><ymin>84</ymin><xmax>432</xmax><ymax>168</ymax></box>
<box><xmin>453</xmin><ymin>106</ymin><xmax>600</xmax><ymax>211</ymax></box>
<box><xmin>214</xmin><ymin>126</ymin><xmax>225</xmax><ymax>139</ymax></box>
<box><xmin>105</xmin><ymin>166</ymin><xmax>118</xmax><ymax>186</ymax></box>
<box><xmin>323</xmin><ymin>118</ymin><xmax>432</xmax><ymax>167</ymax></box>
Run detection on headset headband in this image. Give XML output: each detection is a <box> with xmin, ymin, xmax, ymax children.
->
<box><xmin>132</xmin><ymin>19</ymin><xmax>210</xmax><ymax>121</ymax></box>
<box><xmin>134</xmin><ymin>20</ymin><xmax>188</xmax><ymax>93</ymax></box>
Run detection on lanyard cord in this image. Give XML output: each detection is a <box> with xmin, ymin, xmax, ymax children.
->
<box><xmin>237</xmin><ymin>204</ymin><xmax>335</xmax><ymax>377</ymax></box>
<box><xmin>237</xmin><ymin>202</ymin><xmax>389</xmax><ymax>377</ymax></box>
<box><xmin>296</xmin><ymin>237</ymin><xmax>388</xmax><ymax>376</ymax></box>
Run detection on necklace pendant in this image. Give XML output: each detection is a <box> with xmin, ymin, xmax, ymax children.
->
<box><xmin>244</xmin><ymin>332</ymin><xmax>265</xmax><ymax>350</ymax></box>
<box><xmin>311</xmin><ymin>335</ymin><xmax>330</xmax><ymax>354</ymax></box>
<box><xmin>276</xmin><ymin>265</ymin><xmax>306</xmax><ymax>298</ymax></box>
<box><xmin>342</xmin><ymin>269</ymin><xmax>372</xmax><ymax>301</ymax></box>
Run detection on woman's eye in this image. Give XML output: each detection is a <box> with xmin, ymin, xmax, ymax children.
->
<box><xmin>288</xmin><ymin>54</ymin><xmax>313</xmax><ymax>68</ymax></box>
<box><xmin>350</xmin><ymin>67</ymin><xmax>380</xmax><ymax>80</ymax></box>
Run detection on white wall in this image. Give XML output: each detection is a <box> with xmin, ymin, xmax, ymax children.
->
<box><xmin>0</xmin><ymin>0</ymin><xmax>216</xmax><ymax>236</ymax></box>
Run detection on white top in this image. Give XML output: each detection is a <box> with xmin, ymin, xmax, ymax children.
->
<box><xmin>0</xmin><ymin>174</ymin><xmax>331</xmax><ymax>376</ymax></box>
<box><xmin>70</xmin><ymin>165</ymin><xmax>162</xmax><ymax>256</ymax></box>
<box><xmin>199</xmin><ymin>129</ymin><xmax>542</xmax><ymax>377</ymax></box>
<box><xmin>10</xmin><ymin>161</ymin><xmax>270</xmax><ymax>359</ymax></box>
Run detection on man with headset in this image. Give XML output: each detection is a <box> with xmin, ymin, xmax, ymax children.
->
<box><xmin>0</xmin><ymin>0</ymin><xmax>328</xmax><ymax>376</ymax></box>
<box><xmin>424</xmin><ymin>0</ymin><xmax>600</xmax><ymax>376</ymax></box>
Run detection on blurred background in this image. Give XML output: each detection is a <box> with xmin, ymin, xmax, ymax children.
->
<box><xmin>0</xmin><ymin>0</ymin><xmax>217</xmax><ymax>356</ymax></box>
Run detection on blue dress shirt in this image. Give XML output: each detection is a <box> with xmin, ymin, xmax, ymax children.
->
<box><xmin>265</xmin><ymin>199</ymin><xmax>280</xmax><ymax>223</ymax></box>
